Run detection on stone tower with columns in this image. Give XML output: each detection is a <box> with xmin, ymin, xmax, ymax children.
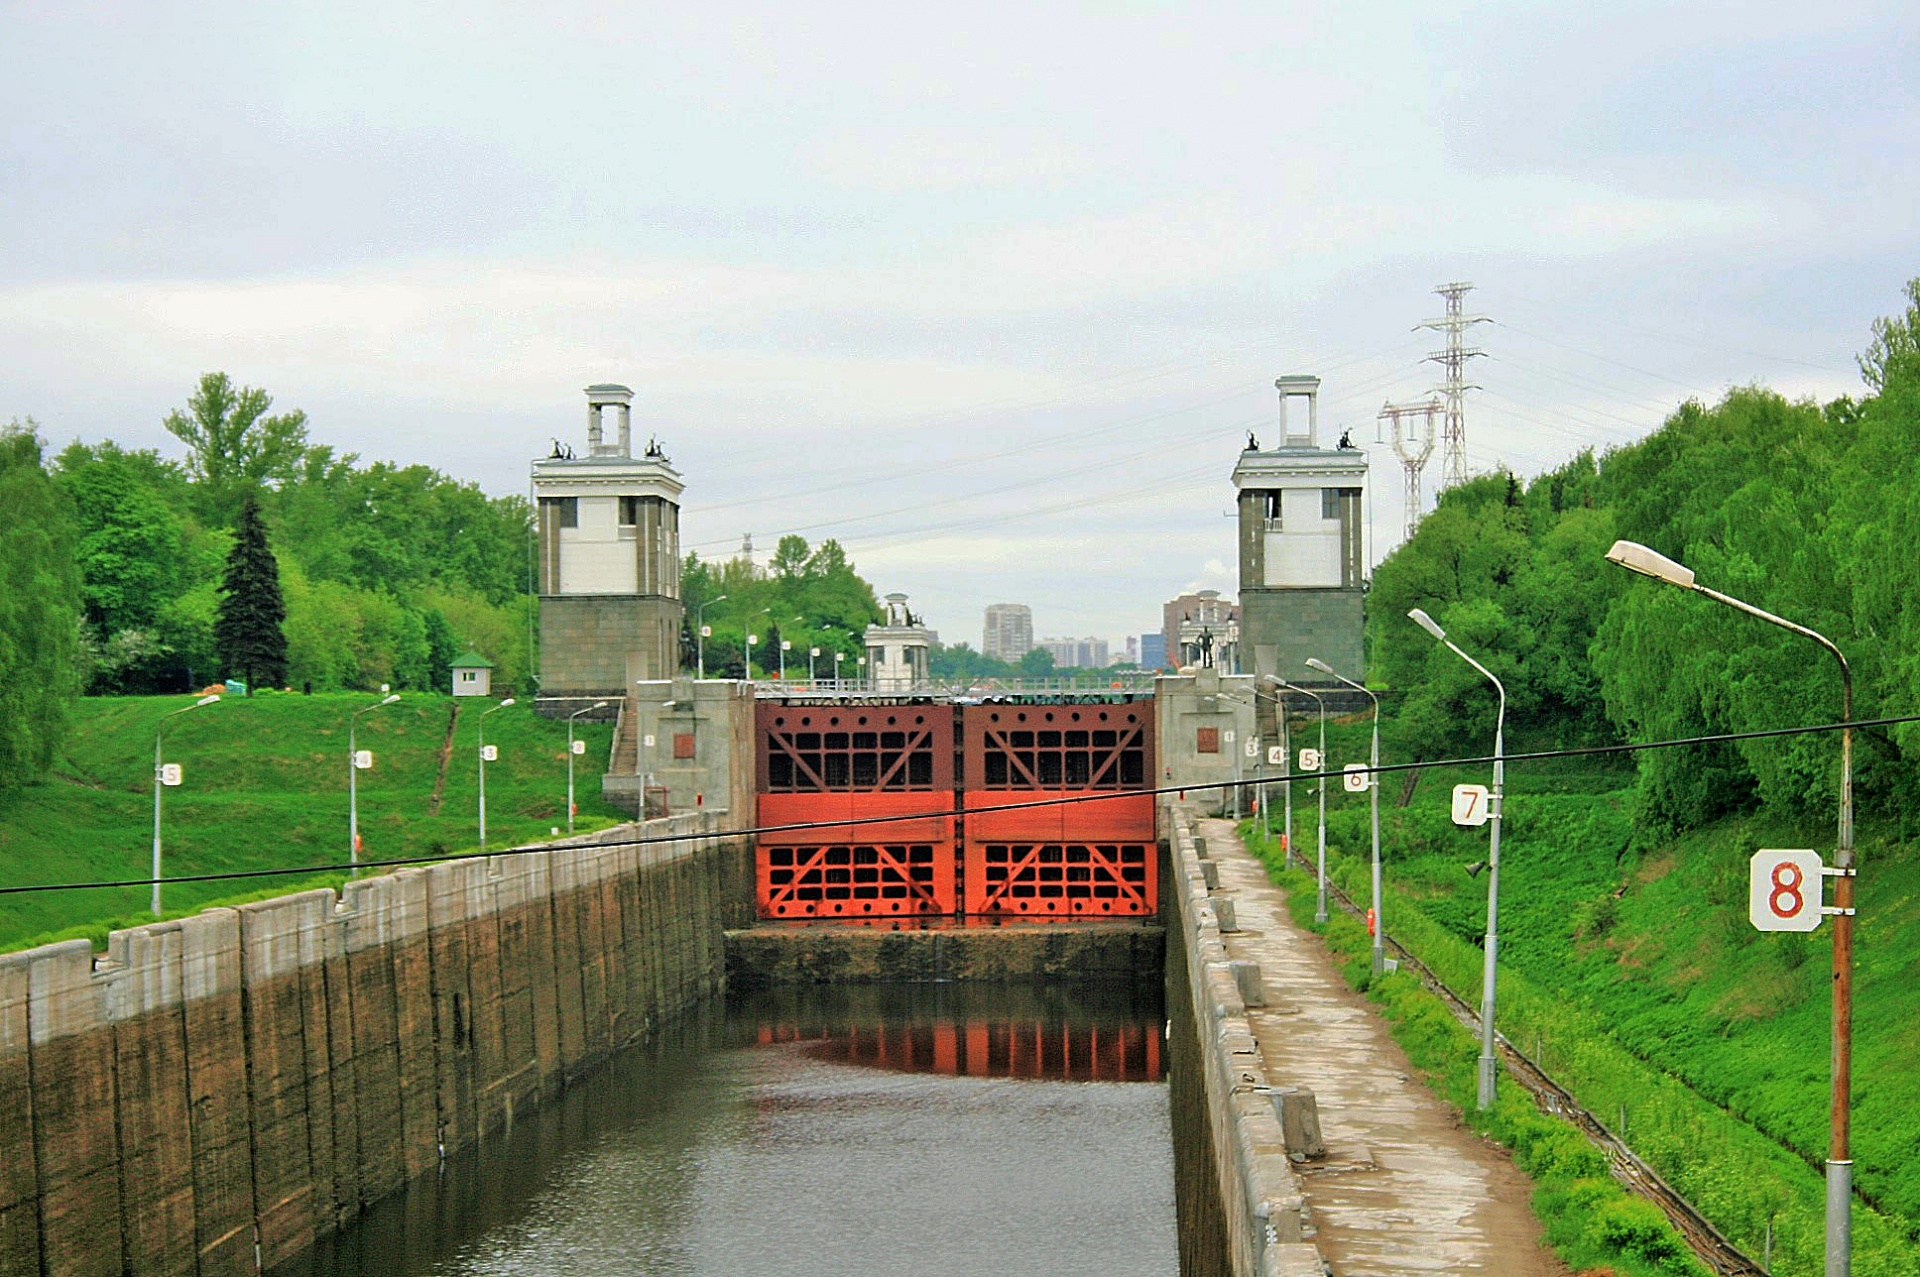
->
<box><xmin>1232</xmin><ymin>374</ymin><xmax>1368</xmax><ymax>697</ymax></box>
<box><xmin>532</xmin><ymin>384</ymin><xmax>684</xmax><ymax>712</ymax></box>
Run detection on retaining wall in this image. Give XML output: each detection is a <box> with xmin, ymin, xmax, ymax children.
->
<box><xmin>0</xmin><ymin>813</ymin><xmax>751</xmax><ymax>1277</ymax></box>
<box><xmin>1166</xmin><ymin>805</ymin><xmax>1328</xmax><ymax>1277</ymax></box>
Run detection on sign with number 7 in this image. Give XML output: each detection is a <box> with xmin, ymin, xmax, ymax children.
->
<box><xmin>1749</xmin><ymin>849</ymin><xmax>1825</xmax><ymax>932</ymax></box>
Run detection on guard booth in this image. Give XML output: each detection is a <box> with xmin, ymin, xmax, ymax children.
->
<box><xmin>753</xmin><ymin>700</ymin><xmax>957</xmax><ymax>919</ymax></box>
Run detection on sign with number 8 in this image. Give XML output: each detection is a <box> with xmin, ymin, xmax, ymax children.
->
<box><xmin>1749</xmin><ymin>849</ymin><xmax>1824</xmax><ymax>932</ymax></box>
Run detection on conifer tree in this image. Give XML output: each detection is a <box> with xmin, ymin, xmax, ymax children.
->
<box><xmin>214</xmin><ymin>495</ymin><xmax>288</xmax><ymax>692</ymax></box>
<box><xmin>0</xmin><ymin>421</ymin><xmax>80</xmax><ymax>787</ymax></box>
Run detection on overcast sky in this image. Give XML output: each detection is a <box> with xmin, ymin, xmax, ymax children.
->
<box><xmin>4</xmin><ymin>1</ymin><xmax>1915</xmax><ymax>650</ymax></box>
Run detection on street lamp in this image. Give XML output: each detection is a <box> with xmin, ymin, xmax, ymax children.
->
<box><xmin>833</xmin><ymin>649</ymin><xmax>844</xmax><ymax>687</ymax></box>
<box><xmin>152</xmin><ymin>693</ymin><xmax>219</xmax><ymax>916</ymax></box>
<box><xmin>695</xmin><ymin>594</ymin><xmax>727</xmax><ymax>679</ymax></box>
<box><xmin>567</xmin><ymin>700</ymin><xmax>609</xmax><ymax>835</ymax></box>
<box><xmin>1606</xmin><ymin>540</ymin><xmax>1855</xmax><ymax>1276</ymax></box>
<box><xmin>478</xmin><ymin>697</ymin><xmax>515</xmax><ymax>852</ymax></box>
<box><xmin>1408</xmin><ymin>605</ymin><xmax>1505</xmax><ymax>1110</ymax></box>
<box><xmin>349</xmin><ymin>691</ymin><xmax>401</xmax><ymax>870</ymax></box>
<box><xmin>779</xmin><ymin>638</ymin><xmax>791</xmax><ymax>680</ymax></box>
<box><xmin>1272</xmin><ymin>678</ymin><xmax>1328</xmax><ymax>923</ymax></box>
<box><xmin>745</xmin><ymin>632</ymin><xmax>759</xmax><ymax>680</ymax></box>
<box><xmin>809</xmin><ymin>646</ymin><xmax>821</xmax><ymax>682</ymax></box>
<box><xmin>1311</xmin><ymin>657</ymin><xmax>1385</xmax><ymax>977</ymax></box>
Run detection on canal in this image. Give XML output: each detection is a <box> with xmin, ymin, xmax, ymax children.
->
<box><xmin>274</xmin><ymin>979</ymin><xmax>1177</xmax><ymax>1276</ymax></box>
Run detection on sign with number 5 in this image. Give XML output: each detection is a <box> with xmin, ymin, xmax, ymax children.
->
<box><xmin>1749</xmin><ymin>849</ymin><xmax>1824</xmax><ymax>932</ymax></box>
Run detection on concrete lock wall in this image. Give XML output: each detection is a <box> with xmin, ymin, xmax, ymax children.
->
<box><xmin>1165</xmin><ymin>804</ymin><xmax>1328</xmax><ymax>1277</ymax></box>
<box><xmin>0</xmin><ymin>813</ymin><xmax>751</xmax><ymax>1277</ymax></box>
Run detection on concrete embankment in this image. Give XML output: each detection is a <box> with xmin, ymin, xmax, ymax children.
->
<box><xmin>1165</xmin><ymin>807</ymin><xmax>1328</xmax><ymax>1277</ymax></box>
<box><xmin>0</xmin><ymin>813</ymin><xmax>750</xmax><ymax>1277</ymax></box>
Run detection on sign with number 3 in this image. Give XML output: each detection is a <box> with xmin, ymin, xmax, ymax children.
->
<box><xmin>1749</xmin><ymin>849</ymin><xmax>1824</xmax><ymax>932</ymax></box>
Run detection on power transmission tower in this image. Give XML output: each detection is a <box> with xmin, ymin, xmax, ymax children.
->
<box><xmin>1378</xmin><ymin>397</ymin><xmax>1443</xmax><ymax>542</ymax></box>
<box><xmin>1418</xmin><ymin>282</ymin><xmax>1489</xmax><ymax>490</ymax></box>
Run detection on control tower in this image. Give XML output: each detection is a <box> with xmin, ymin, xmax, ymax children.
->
<box><xmin>1232</xmin><ymin>375</ymin><xmax>1367</xmax><ymax>690</ymax></box>
<box><xmin>532</xmin><ymin>384</ymin><xmax>684</xmax><ymax>711</ymax></box>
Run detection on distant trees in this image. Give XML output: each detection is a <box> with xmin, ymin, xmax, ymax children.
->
<box><xmin>52</xmin><ymin>373</ymin><xmax>535</xmax><ymax>695</ymax></box>
<box><xmin>0</xmin><ymin>422</ymin><xmax>80</xmax><ymax>787</ymax></box>
<box><xmin>1371</xmin><ymin>273</ymin><xmax>1920</xmax><ymax>833</ymax></box>
<box><xmin>682</xmin><ymin>535</ymin><xmax>881</xmax><ymax>677</ymax></box>
<box><xmin>214</xmin><ymin>496</ymin><xmax>288</xmax><ymax>692</ymax></box>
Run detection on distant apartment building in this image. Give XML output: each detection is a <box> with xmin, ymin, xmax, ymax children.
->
<box><xmin>982</xmin><ymin>603</ymin><xmax>1034</xmax><ymax>663</ymax></box>
<box><xmin>1162</xmin><ymin>590</ymin><xmax>1240</xmax><ymax>673</ymax></box>
<box><xmin>1124</xmin><ymin>635</ymin><xmax>1139</xmax><ymax>666</ymax></box>
<box><xmin>1040</xmin><ymin>637</ymin><xmax>1109</xmax><ymax>669</ymax></box>
<box><xmin>1140</xmin><ymin>632</ymin><xmax>1167</xmax><ymax>670</ymax></box>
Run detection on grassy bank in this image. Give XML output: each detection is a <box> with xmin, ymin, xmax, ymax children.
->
<box><xmin>1250</xmin><ymin>730</ymin><xmax>1920</xmax><ymax>1277</ymax></box>
<box><xmin>1</xmin><ymin>693</ymin><xmax>627</xmax><ymax>953</ymax></box>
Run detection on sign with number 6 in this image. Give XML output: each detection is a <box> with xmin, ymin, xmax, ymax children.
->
<box><xmin>1343</xmin><ymin>764</ymin><xmax>1370</xmax><ymax>792</ymax></box>
<box><xmin>1749</xmin><ymin>849</ymin><xmax>1824</xmax><ymax>932</ymax></box>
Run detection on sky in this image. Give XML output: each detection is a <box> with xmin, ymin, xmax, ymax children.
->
<box><xmin>4</xmin><ymin>1</ymin><xmax>1915</xmax><ymax>652</ymax></box>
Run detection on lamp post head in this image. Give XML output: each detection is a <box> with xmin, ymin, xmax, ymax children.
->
<box><xmin>711</xmin><ymin>594</ymin><xmax>727</xmax><ymax>605</ymax></box>
<box><xmin>498</xmin><ymin>698</ymin><xmax>515</xmax><ymax>708</ymax></box>
<box><xmin>1605</xmin><ymin>539</ymin><xmax>1696</xmax><ymax>589</ymax></box>
<box><xmin>194</xmin><ymin>693</ymin><xmax>221</xmax><ymax>707</ymax></box>
<box><xmin>593</xmin><ymin>700</ymin><xmax>609</xmax><ymax>710</ymax></box>
<box><xmin>381</xmin><ymin>694</ymin><xmax>401</xmax><ymax>706</ymax></box>
<box><xmin>1305</xmin><ymin>658</ymin><xmax>1335</xmax><ymax>676</ymax></box>
<box><xmin>1408</xmin><ymin>608</ymin><xmax>1447</xmax><ymax>641</ymax></box>
<box><xmin>1261</xmin><ymin>674</ymin><xmax>1284</xmax><ymax>687</ymax></box>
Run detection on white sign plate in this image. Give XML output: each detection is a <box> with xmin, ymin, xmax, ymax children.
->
<box><xmin>480</xmin><ymin>744</ymin><xmax>499</xmax><ymax>762</ymax></box>
<box><xmin>1343</xmin><ymin>764</ymin><xmax>1370</xmax><ymax>792</ymax></box>
<box><xmin>571</xmin><ymin>739</ymin><xmax>587</xmax><ymax>755</ymax></box>
<box><xmin>353</xmin><ymin>750</ymin><xmax>374</xmax><ymax>770</ymax></box>
<box><xmin>1244</xmin><ymin>736</ymin><xmax>1259</xmax><ymax>758</ymax></box>
<box><xmin>1223</xmin><ymin>730</ymin><xmax>1235</xmax><ymax>744</ymax></box>
<box><xmin>1298</xmin><ymin>747</ymin><xmax>1321</xmax><ymax>772</ymax></box>
<box><xmin>1267</xmin><ymin>745</ymin><xmax>1286</xmax><ymax>767</ymax></box>
<box><xmin>159</xmin><ymin>763</ymin><xmax>183</xmax><ymax>787</ymax></box>
<box><xmin>1451</xmin><ymin>784</ymin><xmax>1490</xmax><ymax>826</ymax></box>
<box><xmin>1750</xmin><ymin>849</ymin><xmax>1824</xmax><ymax>932</ymax></box>
<box><xmin>643</xmin><ymin>734</ymin><xmax>656</xmax><ymax>748</ymax></box>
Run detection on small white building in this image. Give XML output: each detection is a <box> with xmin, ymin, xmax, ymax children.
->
<box><xmin>451</xmin><ymin>650</ymin><xmax>494</xmax><ymax>697</ymax></box>
<box><xmin>864</xmin><ymin>593</ymin><xmax>936</xmax><ymax>692</ymax></box>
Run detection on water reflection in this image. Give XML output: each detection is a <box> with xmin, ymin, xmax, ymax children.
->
<box><xmin>735</xmin><ymin>981</ymin><xmax>1165</xmax><ymax>1081</ymax></box>
<box><xmin>276</xmin><ymin>980</ymin><xmax>1173</xmax><ymax>1277</ymax></box>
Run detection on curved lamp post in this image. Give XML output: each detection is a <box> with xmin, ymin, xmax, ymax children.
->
<box><xmin>152</xmin><ymin>693</ymin><xmax>220</xmax><ymax>916</ymax></box>
<box><xmin>1259</xmin><ymin>676</ymin><xmax>1296</xmax><ymax>868</ymax></box>
<box><xmin>478</xmin><ymin>697</ymin><xmax>515</xmax><ymax>852</ymax></box>
<box><xmin>694</xmin><ymin>594</ymin><xmax>727</xmax><ymax>679</ymax></box>
<box><xmin>1310</xmin><ymin>657</ymin><xmax>1384</xmax><ymax>977</ymax></box>
<box><xmin>1606</xmin><ymin>539</ymin><xmax>1854</xmax><ymax>1277</ymax></box>
<box><xmin>1272</xmin><ymin>677</ymin><xmax>1328</xmax><ymax>923</ymax></box>
<box><xmin>349</xmin><ymin>691</ymin><xmax>401</xmax><ymax>870</ymax></box>
<box><xmin>1409</xmin><ymin>606</ymin><xmax>1505</xmax><ymax>1110</ymax></box>
<box><xmin>567</xmin><ymin>700</ymin><xmax>609</xmax><ymax>835</ymax></box>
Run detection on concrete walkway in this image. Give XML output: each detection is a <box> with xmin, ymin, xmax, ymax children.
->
<box><xmin>1199</xmin><ymin>817</ymin><xmax>1568</xmax><ymax>1277</ymax></box>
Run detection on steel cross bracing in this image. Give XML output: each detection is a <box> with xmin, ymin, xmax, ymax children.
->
<box><xmin>1379</xmin><ymin>396</ymin><xmax>1443</xmax><ymax>542</ymax></box>
<box><xmin>1417</xmin><ymin>281</ymin><xmax>1490</xmax><ymax>490</ymax></box>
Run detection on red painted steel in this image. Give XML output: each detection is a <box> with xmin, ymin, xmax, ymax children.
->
<box><xmin>755</xmin><ymin>703</ymin><xmax>956</xmax><ymax>919</ymax></box>
<box><xmin>960</xmin><ymin>701</ymin><xmax>1157</xmax><ymax>918</ymax></box>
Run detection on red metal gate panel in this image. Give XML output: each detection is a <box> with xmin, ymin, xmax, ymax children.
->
<box><xmin>959</xmin><ymin>702</ymin><xmax>1157</xmax><ymax>918</ymax></box>
<box><xmin>755</xmin><ymin>703</ymin><xmax>956</xmax><ymax>919</ymax></box>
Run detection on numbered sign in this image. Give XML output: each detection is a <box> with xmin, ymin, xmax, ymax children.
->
<box><xmin>1750</xmin><ymin>850</ymin><xmax>1824</xmax><ymax>932</ymax></box>
<box><xmin>571</xmin><ymin>739</ymin><xmax>587</xmax><ymax>755</ymax></box>
<box><xmin>1343</xmin><ymin>764</ymin><xmax>1370</xmax><ymax>792</ymax></box>
<box><xmin>1244</xmin><ymin>736</ymin><xmax>1260</xmax><ymax>759</ymax></box>
<box><xmin>1223</xmin><ymin>730</ymin><xmax>1236</xmax><ymax>744</ymax></box>
<box><xmin>1267</xmin><ymin>745</ymin><xmax>1286</xmax><ymax>766</ymax></box>
<box><xmin>1451</xmin><ymin>783</ymin><xmax>1490</xmax><ymax>827</ymax></box>
<box><xmin>159</xmin><ymin>763</ymin><xmax>183</xmax><ymax>787</ymax></box>
<box><xmin>1298</xmin><ymin>747</ymin><xmax>1322</xmax><ymax>771</ymax></box>
<box><xmin>480</xmin><ymin>744</ymin><xmax>499</xmax><ymax>762</ymax></box>
<box><xmin>353</xmin><ymin>750</ymin><xmax>374</xmax><ymax>770</ymax></box>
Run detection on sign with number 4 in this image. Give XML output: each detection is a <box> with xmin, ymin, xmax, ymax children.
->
<box><xmin>1750</xmin><ymin>849</ymin><xmax>1824</xmax><ymax>932</ymax></box>
<box><xmin>1267</xmin><ymin>745</ymin><xmax>1286</xmax><ymax>767</ymax></box>
<box><xmin>1451</xmin><ymin>784</ymin><xmax>1490</xmax><ymax>826</ymax></box>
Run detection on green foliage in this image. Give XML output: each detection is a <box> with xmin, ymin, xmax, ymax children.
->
<box><xmin>1018</xmin><ymin>646</ymin><xmax>1056</xmax><ymax>675</ymax></box>
<box><xmin>0</xmin><ymin>422</ymin><xmax>81</xmax><ymax>787</ymax></box>
<box><xmin>1858</xmin><ymin>276</ymin><xmax>1920</xmax><ymax>392</ymax></box>
<box><xmin>163</xmin><ymin>372</ymin><xmax>310</xmax><ymax>525</ymax></box>
<box><xmin>214</xmin><ymin>496</ymin><xmax>289</xmax><ymax>690</ymax></box>
<box><xmin>682</xmin><ymin>537</ymin><xmax>881</xmax><ymax>678</ymax></box>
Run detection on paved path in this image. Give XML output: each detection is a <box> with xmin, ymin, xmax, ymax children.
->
<box><xmin>1199</xmin><ymin>817</ymin><xmax>1568</xmax><ymax>1277</ymax></box>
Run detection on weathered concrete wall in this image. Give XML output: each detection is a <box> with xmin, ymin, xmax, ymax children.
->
<box><xmin>1156</xmin><ymin>669</ymin><xmax>1258</xmax><ymax>816</ymax></box>
<box><xmin>611</xmin><ymin>677</ymin><xmax>754</xmax><ymax>820</ymax></box>
<box><xmin>0</xmin><ymin>813</ymin><xmax>750</xmax><ymax>1277</ymax></box>
<box><xmin>1165</xmin><ymin>804</ymin><xmax>1327</xmax><ymax>1277</ymax></box>
<box><xmin>726</xmin><ymin>921</ymin><xmax>1164</xmax><ymax>987</ymax></box>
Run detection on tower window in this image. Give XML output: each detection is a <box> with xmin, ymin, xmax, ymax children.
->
<box><xmin>544</xmin><ymin>496</ymin><xmax>579</xmax><ymax>528</ymax></box>
<box><xmin>619</xmin><ymin>496</ymin><xmax>640</xmax><ymax>525</ymax></box>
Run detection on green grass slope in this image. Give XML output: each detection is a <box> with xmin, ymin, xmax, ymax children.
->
<box><xmin>1273</xmin><ymin>720</ymin><xmax>1920</xmax><ymax>1277</ymax></box>
<box><xmin>1</xmin><ymin>693</ymin><xmax>626</xmax><ymax>953</ymax></box>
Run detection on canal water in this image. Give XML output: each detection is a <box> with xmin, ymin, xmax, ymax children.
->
<box><xmin>276</xmin><ymin>980</ymin><xmax>1178</xmax><ymax>1276</ymax></box>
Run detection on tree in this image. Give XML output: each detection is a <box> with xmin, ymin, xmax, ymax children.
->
<box><xmin>1859</xmin><ymin>275</ymin><xmax>1920</xmax><ymax>392</ymax></box>
<box><xmin>164</xmin><ymin>372</ymin><xmax>309</xmax><ymax>524</ymax></box>
<box><xmin>214</xmin><ymin>496</ymin><xmax>288</xmax><ymax>692</ymax></box>
<box><xmin>424</xmin><ymin>608</ymin><xmax>458</xmax><ymax>691</ymax></box>
<box><xmin>1017</xmin><ymin>647</ymin><xmax>1056</xmax><ymax>676</ymax></box>
<box><xmin>0</xmin><ymin>421</ymin><xmax>80</xmax><ymax>787</ymax></box>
